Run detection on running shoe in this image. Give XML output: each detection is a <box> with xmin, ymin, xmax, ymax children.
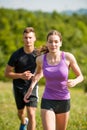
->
<box><xmin>19</xmin><ymin>117</ymin><xmax>29</xmax><ymax>130</ymax></box>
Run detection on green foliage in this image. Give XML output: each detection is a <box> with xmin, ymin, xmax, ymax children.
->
<box><xmin>0</xmin><ymin>8</ymin><xmax>87</xmax><ymax>91</ymax></box>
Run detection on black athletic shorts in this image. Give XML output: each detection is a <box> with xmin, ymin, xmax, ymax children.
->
<box><xmin>13</xmin><ymin>86</ymin><xmax>38</xmax><ymax>109</ymax></box>
<box><xmin>41</xmin><ymin>98</ymin><xmax>70</xmax><ymax>114</ymax></box>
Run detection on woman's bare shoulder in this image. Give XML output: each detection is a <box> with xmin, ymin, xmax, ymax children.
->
<box><xmin>36</xmin><ymin>54</ymin><xmax>45</xmax><ymax>64</ymax></box>
<box><xmin>64</xmin><ymin>51</ymin><xmax>75</xmax><ymax>58</ymax></box>
<box><xmin>64</xmin><ymin>51</ymin><xmax>76</xmax><ymax>63</ymax></box>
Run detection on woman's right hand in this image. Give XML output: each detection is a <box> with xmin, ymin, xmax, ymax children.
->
<box><xmin>24</xmin><ymin>87</ymin><xmax>33</xmax><ymax>103</ymax></box>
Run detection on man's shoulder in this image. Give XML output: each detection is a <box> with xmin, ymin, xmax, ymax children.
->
<box><xmin>15</xmin><ymin>47</ymin><xmax>23</xmax><ymax>53</ymax></box>
<box><xmin>12</xmin><ymin>47</ymin><xmax>23</xmax><ymax>56</ymax></box>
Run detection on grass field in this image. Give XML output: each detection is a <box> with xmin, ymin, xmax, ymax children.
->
<box><xmin>0</xmin><ymin>81</ymin><xmax>87</xmax><ymax>130</ymax></box>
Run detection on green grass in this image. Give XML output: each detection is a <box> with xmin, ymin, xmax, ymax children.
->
<box><xmin>0</xmin><ymin>82</ymin><xmax>87</xmax><ymax>130</ymax></box>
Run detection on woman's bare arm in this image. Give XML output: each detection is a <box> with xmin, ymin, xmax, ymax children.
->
<box><xmin>24</xmin><ymin>55</ymin><xmax>43</xmax><ymax>102</ymax></box>
<box><xmin>66</xmin><ymin>52</ymin><xmax>84</xmax><ymax>87</ymax></box>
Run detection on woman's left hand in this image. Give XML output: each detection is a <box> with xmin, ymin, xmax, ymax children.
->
<box><xmin>67</xmin><ymin>79</ymin><xmax>76</xmax><ymax>88</ymax></box>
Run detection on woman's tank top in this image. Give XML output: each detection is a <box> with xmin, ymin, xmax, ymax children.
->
<box><xmin>42</xmin><ymin>52</ymin><xmax>70</xmax><ymax>100</ymax></box>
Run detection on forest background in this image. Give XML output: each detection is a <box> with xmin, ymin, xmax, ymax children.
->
<box><xmin>0</xmin><ymin>8</ymin><xmax>87</xmax><ymax>92</ymax></box>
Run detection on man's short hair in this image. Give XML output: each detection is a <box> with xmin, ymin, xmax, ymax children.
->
<box><xmin>23</xmin><ymin>27</ymin><xmax>35</xmax><ymax>34</ymax></box>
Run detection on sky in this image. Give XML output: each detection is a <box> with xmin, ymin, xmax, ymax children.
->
<box><xmin>0</xmin><ymin>0</ymin><xmax>87</xmax><ymax>12</ymax></box>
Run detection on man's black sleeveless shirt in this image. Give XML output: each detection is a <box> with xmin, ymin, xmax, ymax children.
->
<box><xmin>8</xmin><ymin>47</ymin><xmax>38</xmax><ymax>95</ymax></box>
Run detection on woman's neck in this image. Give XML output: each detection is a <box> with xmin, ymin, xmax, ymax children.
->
<box><xmin>47</xmin><ymin>51</ymin><xmax>62</xmax><ymax>65</ymax></box>
<box><xmin>48</xmin><ymin>51</ymin><xmax>61</xmax><ymax>58</ymax></box>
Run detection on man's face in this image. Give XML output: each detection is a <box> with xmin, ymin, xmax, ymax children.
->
<box><xmin>23</xmin><ymin>32</ymin><xmax>36</xmax><ymax>48</ymax></box>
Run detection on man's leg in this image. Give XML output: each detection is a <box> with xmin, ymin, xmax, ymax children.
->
<box><xmin>18</xmin><ymin>107</ymin><xmax>26</xmax><ymax>124</ymax></box>
<box><xmin>18</xmin><ymin>107</ymin><xmax>28</xmax><ymax>130</ymax></box>
<box><xmin>13</xmin><ymin>86</ymin><xmax>27</xmax><ymax>130</ymax></box>
<box><xmin>25</xmin><ymin>94</ymin><xmax>38</xmax><ymax>130</ymax></box>
<box><xmin>27</xmin><ymin>106</ymin><xmax>37</xmax><ymax>130</ymax></box>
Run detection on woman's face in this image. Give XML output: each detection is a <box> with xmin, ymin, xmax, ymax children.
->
<box><xmin>47</xmin><ymin>34</ymin><xmax>62</xmax><ymax>53</ymax></box>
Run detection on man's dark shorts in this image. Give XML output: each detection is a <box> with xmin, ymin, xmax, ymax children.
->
<box><xmin>13</xmin><ymin>86</ymin><xmax>38</xmax><ymax>109</ymax></box>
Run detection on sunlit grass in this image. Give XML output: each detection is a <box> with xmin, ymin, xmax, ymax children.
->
<box><xmin>0</xmin><ymin>82</ymin><xmax>87</xmax><ymax>130</ymax></box>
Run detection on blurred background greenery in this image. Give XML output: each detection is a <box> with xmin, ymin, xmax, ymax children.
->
<box><xmin>0</xmin><ymin>8</ymin><xmax>87</xmax><ymax>92</ymax></box>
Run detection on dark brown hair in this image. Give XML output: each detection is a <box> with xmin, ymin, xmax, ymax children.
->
<box><xmin>40</xmin><ymin>30</ymin><xmax>62</xmax><ymax>54</ymax></box>
<box><xmin>47</xmin><ymin>30</ymin><xmax>62</xmax><ymax>41</ymax></box>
